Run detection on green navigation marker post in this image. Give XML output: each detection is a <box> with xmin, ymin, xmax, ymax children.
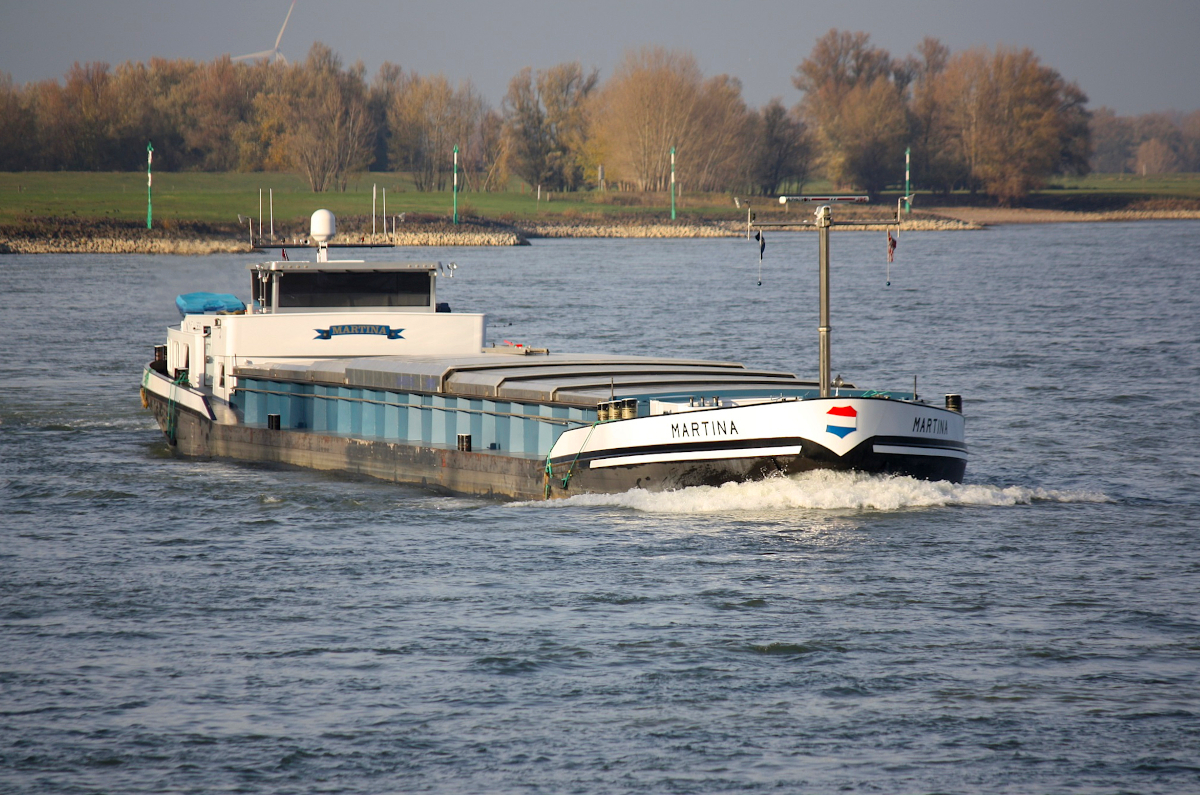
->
<box><xmin>452</xmin><ymin>145</ymin><xmax>459</xmax><ymax>225</ymax></box>
<box><xmin>146</xmin><ymin>141</ymin><xmax>154</xmax><ymax>229</ymax></box>
<box><xmin>904</xmin><ymin>146</ymin><xmax>911</xmax><ymax>214</ymax></box>
<box><xmin>670</xmin><ymin>146</ymin><xmax>676</xmax><ymax>221</ymax></box>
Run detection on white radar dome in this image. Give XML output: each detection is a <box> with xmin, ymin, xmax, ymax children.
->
<box><xmin>310</xmin><ymin>209</ymin><xmax>336</xmax><ymax>243</ymax></box>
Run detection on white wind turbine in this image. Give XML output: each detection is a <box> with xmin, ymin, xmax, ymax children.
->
<box><xmin>232</xmin><ymin>1</ymin><xmax>296</xmax><ymax>64</ymax></box>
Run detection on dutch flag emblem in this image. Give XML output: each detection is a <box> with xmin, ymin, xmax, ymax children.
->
<box><xmin>826</xmin><ymin>405</ymin><xmax>858</xmax><ymax>438</ymax></box>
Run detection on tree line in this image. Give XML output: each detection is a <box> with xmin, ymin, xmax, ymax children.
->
<box><xmin>3</xmin><ymin>30</ymin><xmax>1182</xmax><ymax>203</ymax></box>
<box><xmin>1090</xmin><ymin>108</ymin><xmax>1200</xmax><ymax>175</ymax></box>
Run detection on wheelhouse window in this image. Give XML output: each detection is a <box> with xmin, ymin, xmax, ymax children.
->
<box><xmin>277</xmin><ymin>271</ymin><xmax>431</xmax><ymax>308</ymax></box>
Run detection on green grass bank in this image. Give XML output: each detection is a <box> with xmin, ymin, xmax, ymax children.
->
<box><xmin>2</xmin><ymin>171</ymin><xmax>1199</xmax><ymax>253</ymax></box>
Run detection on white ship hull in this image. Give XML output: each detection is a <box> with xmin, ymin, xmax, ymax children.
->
<box><xmin>143</xmin><ymin>362</ymin><xmax>965</xmax><ymax>500</ymax></box>
<box><xmin>547</xmin><ymin>397</ymin><xmax>966</xmax><ymax>493</ymax></box>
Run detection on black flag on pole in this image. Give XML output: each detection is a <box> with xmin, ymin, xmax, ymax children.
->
<box><xmin>753</xmin><ymin>231</ymin><xmax>765</xmax><ymax>285</ymax></box>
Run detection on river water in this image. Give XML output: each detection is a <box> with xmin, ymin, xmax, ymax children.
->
<box><xmin>2</xmin><ymin>222</ymin><xmax>1198</xmax><ymax>793</ymax></box>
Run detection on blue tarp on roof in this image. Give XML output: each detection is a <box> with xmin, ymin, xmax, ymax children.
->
<box><xmin>175</xmin><ymin>292</ymin><xmax>246</xmax><ymax>317</ymax></box>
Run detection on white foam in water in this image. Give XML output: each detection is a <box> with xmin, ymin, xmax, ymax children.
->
<box><xmin>524</xmin><ymin>470</ymin><xmax>1110</xmax><ymax>514</ymax></box>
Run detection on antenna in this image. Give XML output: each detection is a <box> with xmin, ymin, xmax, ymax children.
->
<box><xmin>232</xmin><ymin>0</ymin><xmax>296</xmax><ymax>64</ymax></box>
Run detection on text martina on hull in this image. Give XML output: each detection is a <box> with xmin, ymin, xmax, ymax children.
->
<box><xmin>671</xmin><ymin>419</ymin><xmax>739</xmax><ymax>439</ymax></box>
<box><xmin>913</xmin><ymin>416</ymin><xmax>949</xmax><ymax>434</ymax></box>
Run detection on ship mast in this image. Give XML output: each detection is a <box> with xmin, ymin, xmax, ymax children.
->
<box><xmin>753</xmin><ymin>196</ymin><xmax>872</xmax><ymax>398</ymax></box>
<box><xmin>816</xmin><ymin>204</ymin><xmax>832</xmax><ymax>398</ymax></box>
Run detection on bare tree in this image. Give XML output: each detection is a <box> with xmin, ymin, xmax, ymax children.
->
<box><xmin>150</xmin><ymin>58</ymin><xmax>214</xmax><ymax>171</ymax></box>
<box><xmin>688</xmin><ymin>75</ymin><xmax>753</xmax><ymax>192</ymax></box>
<box><xmin>1088</xmin><ymin>109</ymin><xmax>1200</xmax><ymax>173</ymax></box>
<box><xmin>105</xmin><ymin>61</ymin><xmax>173</xmax><ymax>170</ymax></box>
<box><xmin>28</xmin><ymin>62</ymin><xmax>121</xmax><ymax>170</ymax></box>
<box><xmin>794</xmin><ymin>30</ymin><xmax>909</xmax><ymax>197</ymax></box>
<box><xmin>502</xmin><ymin>67</ymin><xmax>551</xmax><ymax>188</ymax></box>
<box><xmin>388</xmin><ymin>72</ymin><xmax>481</xmax><ymax>191</ymax></box>
<box><xmin>367</xmin><ymin>62</ymin><xmax>404</xmax><ymax>171</ymax></box>
<box><xmin>467</xmin><ymin>108</ymin><xmax>508</xmax><ymax>192</ymax></box>
<box><xmin>1180</xmin><ymin>110</ymin><xmax>1200</xmax><ymax>171</ymax></box>
<box><xmin>503</xmin><ymin>62</ymin><xmax>597</xmax><ymax>190</ymax></box>
<box><xmin>749</xmin><ymin>99</ymin><xmax>813</xmax><ymax>195</ymax></box>
<box><xmin>794</xmin><ymin>29</ymin><xmax>896</xmax><ymax>99</ymax></box>
<box><xmin>233</xmin><ymin>60</ymin><xmax>291</xmax><ymax>172</ymax></box>
<box><xmin>591</xmin><ymin>47</ymin><xmax>704</xmax><ymax>191</ymax></box>
<box><xmin>1134</xmin><ymin>138</ymin><xmax>1182</xmax><ymax>174</ymax></box>
<box><xmin>1089</xmin><ymin>108</ymin><xmax>1135</xmax><ymax>173</ymax></box>
<box><xmin>185</xmin><ymin>58</ymin><xmax>248</xmax><ymax>169</ymax></box>
<box><xmin>935</xmin><ymin>46</ymin><xmax>1090</xmax><ymax>203</ymax></box>
<box><xmin>1057</xmin><ymin>81</ymin><xmax>1092</xmax><ymax>178</ymax></box>
<box><xmin>825</xmin><ymin>75</ymin><xmax>909</xmax><ymax>196</ymax></box>
<box><xmin>0</xmin><ymin>72</ymin><xmax>34</xmax><ymax>170</ymax></box>
<box><xmin>256</xmin><ymin>44</ymin><xmax>377</xmax><ymax>192</ymax></box>
<box><xmin>908</xmin><ymin>37</ymin><xmax>966</xmax><ymax>193</ymax></box>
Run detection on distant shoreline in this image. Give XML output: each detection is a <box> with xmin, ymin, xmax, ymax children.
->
<box><xmin>924</xmin><ymin>206</ymin><xmax>1200</xmax><ymax>226</ymax></box>
<box><xmin>2</xmin><ymin>208</ymin><xmax>1198</xmax><ymax>254</ymax></box>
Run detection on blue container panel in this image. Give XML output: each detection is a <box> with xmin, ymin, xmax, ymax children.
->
<box><xmin>384</xmin><ymin>401</ymin><xmax>400</xmax><ymax>439</ymax></box>
<box><xmin>419</xmin><ymin>397</ymin><xmax>433</xmax><ymax>443</ymax></box>
<box><xmin>296</xmin><ymin>390</ymin><xmax>314</xmax><ymax>430</ymax></box>
<box><xmin>468</xmin><ymin>400</ymin><xmax>484</xmax><ymax>443</ymax></box>
<box><xmin>232</xmin><ymin>380</ymin><xmax>585</xmax><ymax>456</ymax></box>
<box><xmin>313</xmin><ymin>389</ymin><xmax>331</xmax><ymax>433</ymax></box>
<box><xmin>492</xmin><ymin>414</ymin><xmax>510</xmax><ymax>452</ymax></box>
<box><xmin>360</xmin><ymin>390</ymin><xmax>377</xmax><ymax>437</ymax></box>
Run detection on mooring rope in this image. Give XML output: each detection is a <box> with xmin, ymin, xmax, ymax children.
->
<box><xmin>544</xmin><ymin>418</ymin><xmax>602</xmax><ymax>499</ymax></box>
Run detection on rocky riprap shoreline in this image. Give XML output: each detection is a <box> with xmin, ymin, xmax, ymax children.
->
<box><xmin>0</xmin><ymin>218</ymin><xmax>252</xmax><ymax>255</ymax></box>
<box><xmin>0</xmin><ymin>237</ymin><xmax>251</xmax><ymax>254</ymax></box>
<box><xmin>0</xmin><ymin>217</ymin><xmax>531</xmax><ymax>253</ymax></box>
<box><xmin>4</xmin><ymin>206</ymin><xmax>1198</xmax><ymax>254</ymax></box>
<box><xmin>0</xmin><ymin>215</ymin><xmax>1012</xmax><ymax>254</ymax></box>
<box><xmin>517</xmin><ymin>215</ymin><xmax>979</xmax><ymax>239</ymax></box>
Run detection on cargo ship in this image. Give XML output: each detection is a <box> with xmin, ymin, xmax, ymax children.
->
<box><xmin>141</xmin><ymin>208</ymin><xmax>967</xmax><ymax>499</ymax></box>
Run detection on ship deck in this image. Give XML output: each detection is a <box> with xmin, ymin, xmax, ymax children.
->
<box><xmin>235</xmin><ymin>352</ymin><xmax>826</xmax><ymax>406</ymax></box>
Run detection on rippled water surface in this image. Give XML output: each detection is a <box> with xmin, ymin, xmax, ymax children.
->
<box><xmin>2</xmin><ymin>223</ymin><xmax>1199</xmax><ymax>793</ymax></box>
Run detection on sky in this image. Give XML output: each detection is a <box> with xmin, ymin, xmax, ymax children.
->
<box><xmin>2</xmin><ymin>0</ymin><xmax>1198</xmax><ymax>116</ymax></box>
